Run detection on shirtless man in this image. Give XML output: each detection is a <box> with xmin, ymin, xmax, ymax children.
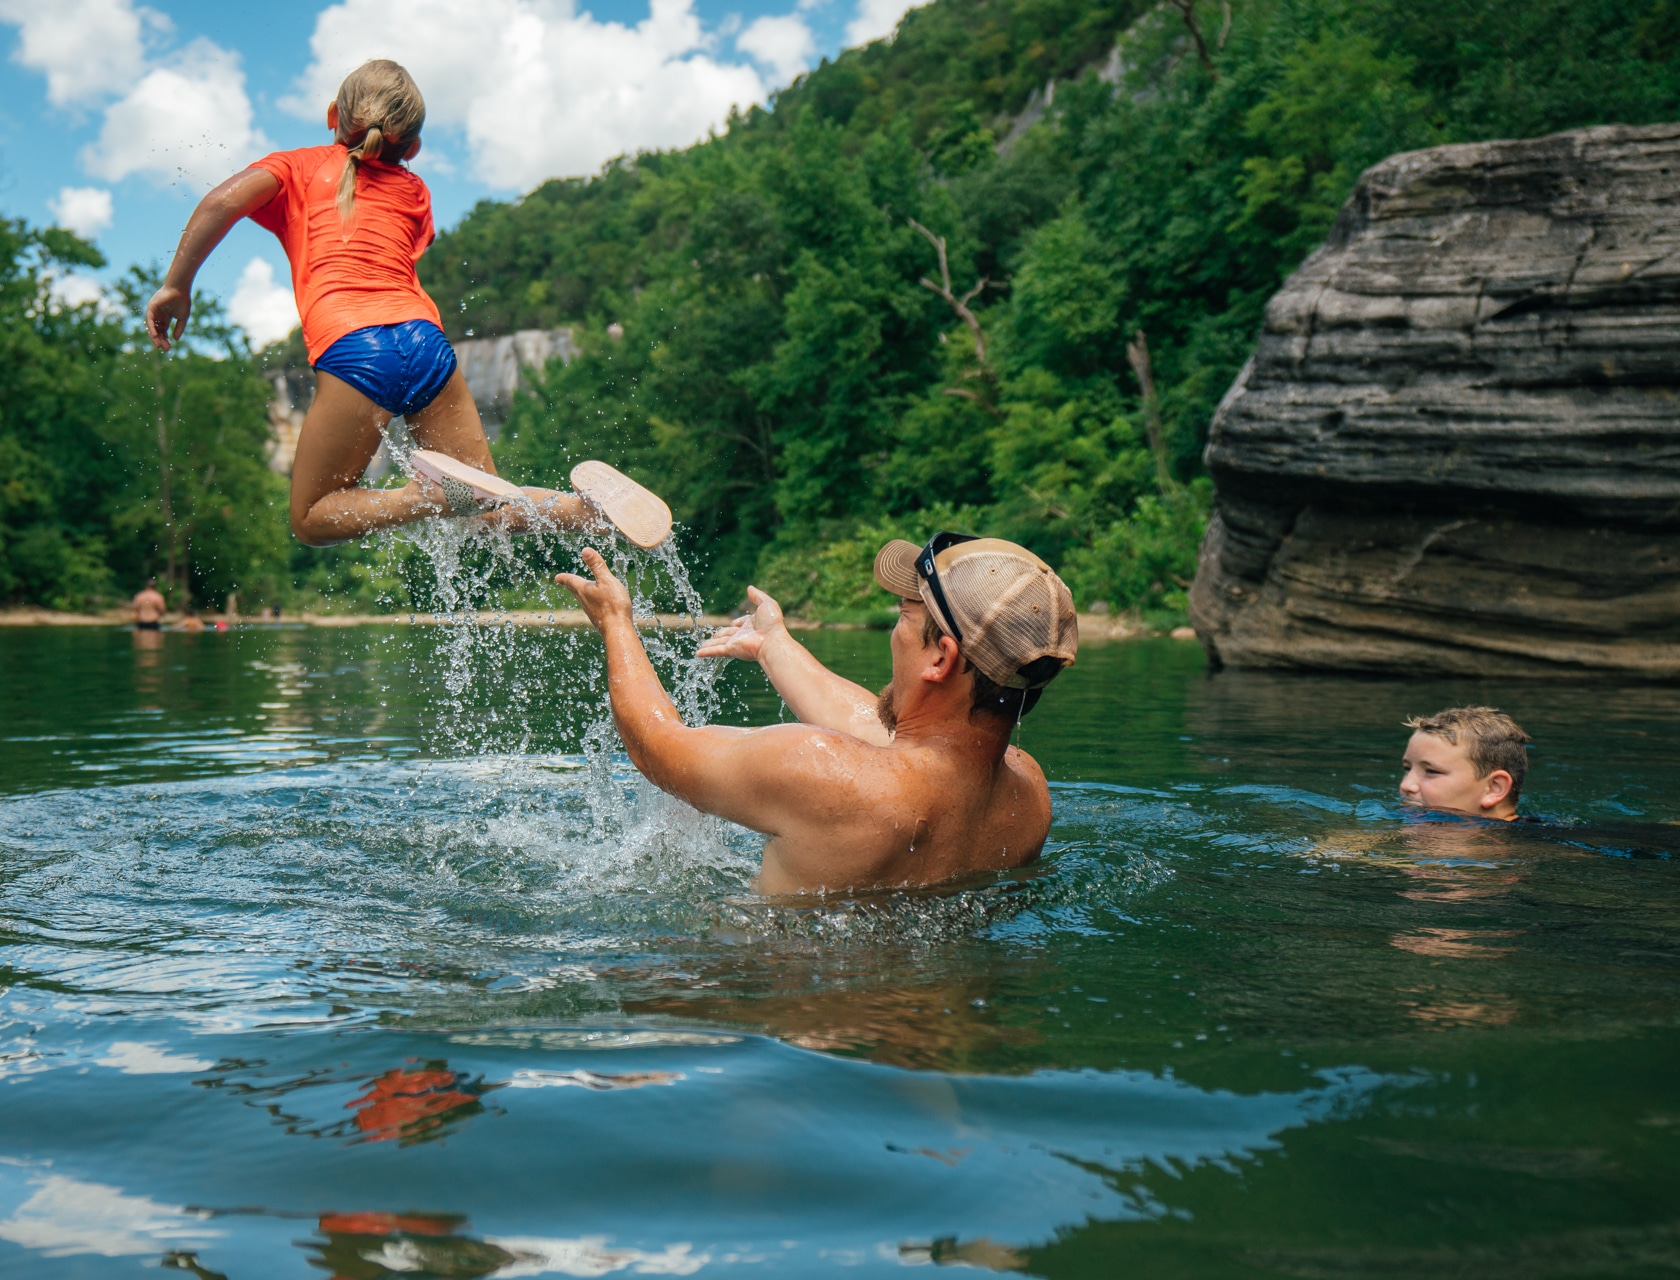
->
<box><xmin>131</xmin><ymin>579</ymin><xmax>167</xmax><ymax>630</ymax></box>
<box><xmin>557</xmin><ymin>533</ymin><xmax>1078</xmax><ymax>894</ymax></box>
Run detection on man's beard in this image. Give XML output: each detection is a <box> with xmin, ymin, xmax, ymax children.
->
<box><xmin>875</xmin><ymin>683</ymin><xmax>897</xmax><ymax>737</ymax></box>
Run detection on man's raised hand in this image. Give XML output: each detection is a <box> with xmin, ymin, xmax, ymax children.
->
<box><xmin>697</xmin><ymin>586</ymin><xmax>786</xmax><ymax>663</ymax></box>
<box><xmin>555</xmin><ymin>548</ymin><xmax>633</xmax><ymax>630</ymax></box>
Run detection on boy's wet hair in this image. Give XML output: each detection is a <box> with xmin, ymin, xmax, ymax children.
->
<box><xmin>1405</xmin><ymin>706</ymin><xmax>1532</xmax><ymax>802</ymax></box>
<box><xmin>333</xmin><ymin>59</ymin><xmax>426</xmax><ymax>219</ymax></box>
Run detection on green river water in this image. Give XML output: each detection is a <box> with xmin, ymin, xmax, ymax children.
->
<box><xmin>2</xmin><ymin>615</ymin><xmax>1679</xmax><ymax>1278</ymax></box>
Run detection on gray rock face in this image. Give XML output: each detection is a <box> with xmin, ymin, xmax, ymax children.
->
<box><xmin>1190</xmin><ymin>122</ymin><xmax>1680</xmax><ymax>677</ymax></box>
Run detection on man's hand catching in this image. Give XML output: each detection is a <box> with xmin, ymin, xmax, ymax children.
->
<box><xmin>555</xmin><ymin>548</ymin><xmax>634</xmax><ymax>631</ymax></box>
<box><xmin>697</xmin><ymin>586</ymin><xmax>786</xmax><ymax>663</ymax></box>
<box><xmin>145</xmin><ymin>285</ymin><xmax>191</xmax><ymax>353</ymax></box>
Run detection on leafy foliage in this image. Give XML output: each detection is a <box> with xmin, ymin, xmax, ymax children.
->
<box><xmin>0</xmin><ymin>231</ymin><xmax>285</xmax><ymax>611</ymax></box>
<box><xmin>7</xmin><ymin>0</ymin><xmax>1678</xmax><ymax>622</ymax></box>
<box><xmin>416</xmin><ymin>0</ymin><xmax>1678</xmax><ymax>620</ymax></box>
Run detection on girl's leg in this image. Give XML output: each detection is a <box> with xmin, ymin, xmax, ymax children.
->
<box><xmin>289</xmin><ymin>371</ymin><xmax>445</xmax><ymax>546</ymax></box>
<box><xmin>405</xmin><ymin>368</ymin><xmax>595</xmax><ymax>534</ymax></box>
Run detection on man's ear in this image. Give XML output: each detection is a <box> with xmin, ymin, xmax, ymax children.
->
<box><xmin>923</xmin><ymin>634</ymin><xmax>963</xmax><ymax>683</ymax></box>
<box><xmin>1480</xmin><ymin>770</ymin><xmax>1514</xmax><ymax>809</ymax></box>
<box><xmin>326</xmin><ymin>102</ymin><xmax>339</xmax><ymax>133</ymax></box>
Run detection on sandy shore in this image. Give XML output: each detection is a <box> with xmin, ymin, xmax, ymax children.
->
<box><xmin>0</xmin><ymin>606</ymin><xmax>1190</xmax><ymax>640</ymax></box>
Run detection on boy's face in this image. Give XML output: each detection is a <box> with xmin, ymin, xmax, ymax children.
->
<box><xmin>1398</xmin><ymin>730</ymin><xmax>1516</xmax><ymax>819</ymax></box>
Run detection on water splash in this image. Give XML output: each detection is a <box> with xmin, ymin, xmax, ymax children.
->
<box><xmin>356</xmin><ymin>450</ymin><xmax>732</xmax><ymax>864</ymax></box>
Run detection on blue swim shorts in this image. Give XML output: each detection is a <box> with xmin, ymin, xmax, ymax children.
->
<box><xmin>314</xmin><ymin>319</ymin><xmax>458</xmax><ymax>418</ymax></box>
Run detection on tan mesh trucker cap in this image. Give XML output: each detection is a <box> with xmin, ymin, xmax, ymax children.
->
<box><xmin>872</xmin><ymin>536</ymin><xmax>1078</xmax><ymax>689</ymax></box>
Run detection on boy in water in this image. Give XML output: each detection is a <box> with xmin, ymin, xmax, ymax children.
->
<box><xmin>1399</xmin><ymin>706</ymin><xmax>1531</xmax><ymax>821</ymax></box>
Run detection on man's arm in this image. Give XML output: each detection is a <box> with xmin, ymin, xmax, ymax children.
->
<box><xmin>696</xmin><ymin>587</ymin><xmax>890</xmax><ymax>745</ymax></box>
<box><xmin>558</xmin><ymin>553</ymin><xmax>894</xmax><ymax>858</ymax></box>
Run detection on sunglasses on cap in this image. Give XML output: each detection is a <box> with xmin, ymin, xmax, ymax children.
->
<box><xmin>915</xmin><ymin>531</ymin><xmax>978</xmax><ymax>643</ymax></box>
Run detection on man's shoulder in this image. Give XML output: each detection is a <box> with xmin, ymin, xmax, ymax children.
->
<box><xmin>1004</xmin><ymin>743</ymin><xmax>1046</xmax><ymax>781</ymax></box>
<box><xmin>1003</xmin><ymin>744</ymin><xmax>1051</xmax><ymax>806</ymax></box>
<box><xmin>748</xmin><ymin>720</ymin><xmax>897</xmax><ymax>767</ymax></box>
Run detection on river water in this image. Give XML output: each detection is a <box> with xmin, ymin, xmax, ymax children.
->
<box><xmin>2</xmin><ymin>617</ymin><xmax>1679</xmax><ymax>1277</ymax></box>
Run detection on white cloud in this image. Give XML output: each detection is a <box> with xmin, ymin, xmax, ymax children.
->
<box><xmin>487</xmin><ymin>1236</ymin><xmax>708</xmax><ymax>1277</ymax></box>
<box><xmin>0</xmin><ymin>1174</ymin><xmax>221</xmax><ymax>1258</ymax></box>
<box><xmin>48</xmin><ymin>186</ymin><xmax>113</xmax><ymax>238</ymax></box>
<box><xmin>94</xmin><ymin>1040</ymin><xmax>213</xmax><ymax>1075</ymax></box>
<box><xmin>81</xmin><ymin>38</ymin><xmax>269</xmax><ymax>191</ymax></box>
<box><xmin>46</xmin><ymin>272</ymin><xmax>109</xmax><ymax>313</ymax></box>
<box><xmin>227</xmin><ymin>258</ymin><xmax>300</xmax><ymax>349</ymax></box>
<box><xmin>737</xmin><ymin>13</ymin><xmax>815</xmax><ymax>86</ymax></box>
<box><xmin>286</xmin><ymin>0</ymin><xmax>769</xmax><ymax>190</ymax></box>
<box><xmin>0</xmin><ymin>0</ymin><xmax>158</xmax><ymax>107</ymax></box>
<box><xmin>844</xmin><ymin>0</ymin><xmax>924</xmax><ymax>46</ymax></box>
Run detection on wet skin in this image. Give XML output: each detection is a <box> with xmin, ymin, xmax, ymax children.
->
<box><xmin>1399</xmin><ymin>729</ymin><xmax>1518</xmax><ymax>821</ymax></box>
<box><xmin>130</xmin><ymin>586</ymin><xmax>166</xmax><ymax>625</ymax></box>
<box><xmin>558</xmin><ymin>552</ymin><xmax>1052</xmax><ymax>894</ymax></box>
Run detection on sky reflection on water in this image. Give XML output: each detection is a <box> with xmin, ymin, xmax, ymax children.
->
<box><xmin>2</xmin><ymin>625</ymin><xmax>1680</xmax><ymax>1276</ymax></box>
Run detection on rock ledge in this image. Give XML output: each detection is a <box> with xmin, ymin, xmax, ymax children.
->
<box><xmin>1190</xmin><ymin>122</ymin><xmax>1680</xmax><ymax>678</ymax></box>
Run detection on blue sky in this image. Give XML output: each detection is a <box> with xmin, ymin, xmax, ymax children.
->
<box><xmin>0</xmin><ymin>0</ymin><xmax>910</xmax><ymax>346</ymax></box>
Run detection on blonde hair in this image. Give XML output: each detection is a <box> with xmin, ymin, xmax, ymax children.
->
<box><xmin>333</xmin><ymin>59</ymin><xmax>426</xmax><ymax>219</ymax></box>
<box><xmin>1405</xmin><ymin>706</ymin><xmax>1532</xmax><ymax>801</ymax></box>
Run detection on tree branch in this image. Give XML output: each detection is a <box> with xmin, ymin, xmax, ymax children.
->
<box><xmin>1166</xmin><ymin>0</ymin><xmax>1218</xmax><ymax>80</ymax></box>
<box><xmin>942</xmin><ymin>386</ymin><xmax>1004</xmax><ymax>417</ymax></box>
<box><xmin>1125</xmin><ymin>329</ymin><xmax>1177</xmax><ymax>490</ymax></box>
<box><xmin>909</xmin><ymin>218</ymin><xmax>991</xmax><ymax>372</ymax></box>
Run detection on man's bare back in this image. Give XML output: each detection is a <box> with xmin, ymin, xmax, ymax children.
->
<box><xmin>131</xmin><ymin>582</ymin><xmax>166</xmax><ymax>627</ymax></box>
<box><xmin>558</xmin><ymin>536</ymin><xmax>1075</xmax><ymax>895</ymax></box>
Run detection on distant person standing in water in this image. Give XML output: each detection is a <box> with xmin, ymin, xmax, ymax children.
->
<box><xmin>1399</xmin><ymin>706</ymin><xmax>1531</xmax><ymax>821</ymax></box>
<box><xmin>145</xmin><ymin>59</ymin><xmax>669</xmax><ymax>551</ymax></box>
<box><xmin>559</xmin><ymin>533</ymin><xmax>1078</xmax><ymax>894</ymax></box>
<box><xmin>131</xmin><ymin>579</ymin><xmax>166</xmax><ymax>630</ymax></box>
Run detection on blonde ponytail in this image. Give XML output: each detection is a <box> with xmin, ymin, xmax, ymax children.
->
<box><xmin>332</xmin><ymin>60</ymin><xmax>426</xmax><ymax>220</ymax></box>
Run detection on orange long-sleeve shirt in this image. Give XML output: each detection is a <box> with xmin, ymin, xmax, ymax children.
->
<box><xmin>250</xmin><ymin>144</ymin><xmax>444</xmax><ymax>363</ymax></box>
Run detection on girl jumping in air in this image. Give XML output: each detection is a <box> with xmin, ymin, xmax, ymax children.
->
<box><xmin>145</xmin><ymin>59</ymin><xmax>669</xmax><ymax>549</ymax></box>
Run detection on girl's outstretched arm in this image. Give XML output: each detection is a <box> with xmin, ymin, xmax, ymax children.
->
<box><xmin>145</xmin><ymin>168</ymin><xmax>281</xmax><ymax>352</ymax></box>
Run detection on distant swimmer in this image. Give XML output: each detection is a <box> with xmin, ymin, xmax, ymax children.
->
<box><xmin>1399</xmin><ymin>706</ymin><xmax>1531</xmax><ymax>821</ymax></box>
<box><xmin>559</xmin><ymin>533</ymin><xmax>1078</xmax><ymax>894</ymax></box>
<box><xmin>131</xmin><ymin>579</ymin><xmax>166</xmax><ymax>630</ymax></box>
<box><xmin>145</xmin><ymin>60</ymin><xmax>669</xmax><ymax>551</ymax></box>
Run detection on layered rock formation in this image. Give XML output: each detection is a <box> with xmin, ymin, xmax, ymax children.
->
<box><xmin>1190</xmin><ymin>122</ymin><xmax>1680</xmax><ymax>677</ymax></box>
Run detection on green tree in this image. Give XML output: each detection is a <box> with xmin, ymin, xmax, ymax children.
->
<box><xmin>102</xmin><ymin>268</ymin><xmax>289</xmax><ymax>608</ymax></box>
<box><xmin>420</xmin><ymin>0</ymin><xmax>1680</xmax><ymax>623</ymax></box>
<box><xmin>0</xmin><ymin>218</ymin><xmax>122</xmax><ymax>608</ymax></box>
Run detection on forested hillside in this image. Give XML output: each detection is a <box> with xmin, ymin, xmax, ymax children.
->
<box><xmin>421</xmin><ymin>0</ymin><xmax>1680</xmax><ymax>617</ymax></box>
<box><xmin>4</xmin><ymin>0</ymin><xmax>1677</xmax><ymax>616</ymax></box>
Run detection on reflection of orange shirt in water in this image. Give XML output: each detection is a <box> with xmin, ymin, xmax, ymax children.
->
<box><xmin>319</xmin><ymin>1211</ymin><xmax>458</xmax><ymax>1237</ymax></box>
<box><xmin>348</xmin><ymin>1067</ymin><xmax>480</xmax><ymax>1142</ymax></box>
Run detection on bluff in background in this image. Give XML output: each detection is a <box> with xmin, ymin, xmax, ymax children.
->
<box><xmin>1191</xmin><ymin>122</ymin><xmax>1680</xmax><ymax>677</ymax></box>
<box><xmin>4</xmin><ymin>0</ymin><xmax>1679</xmax><ymax>616</ymax></box>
